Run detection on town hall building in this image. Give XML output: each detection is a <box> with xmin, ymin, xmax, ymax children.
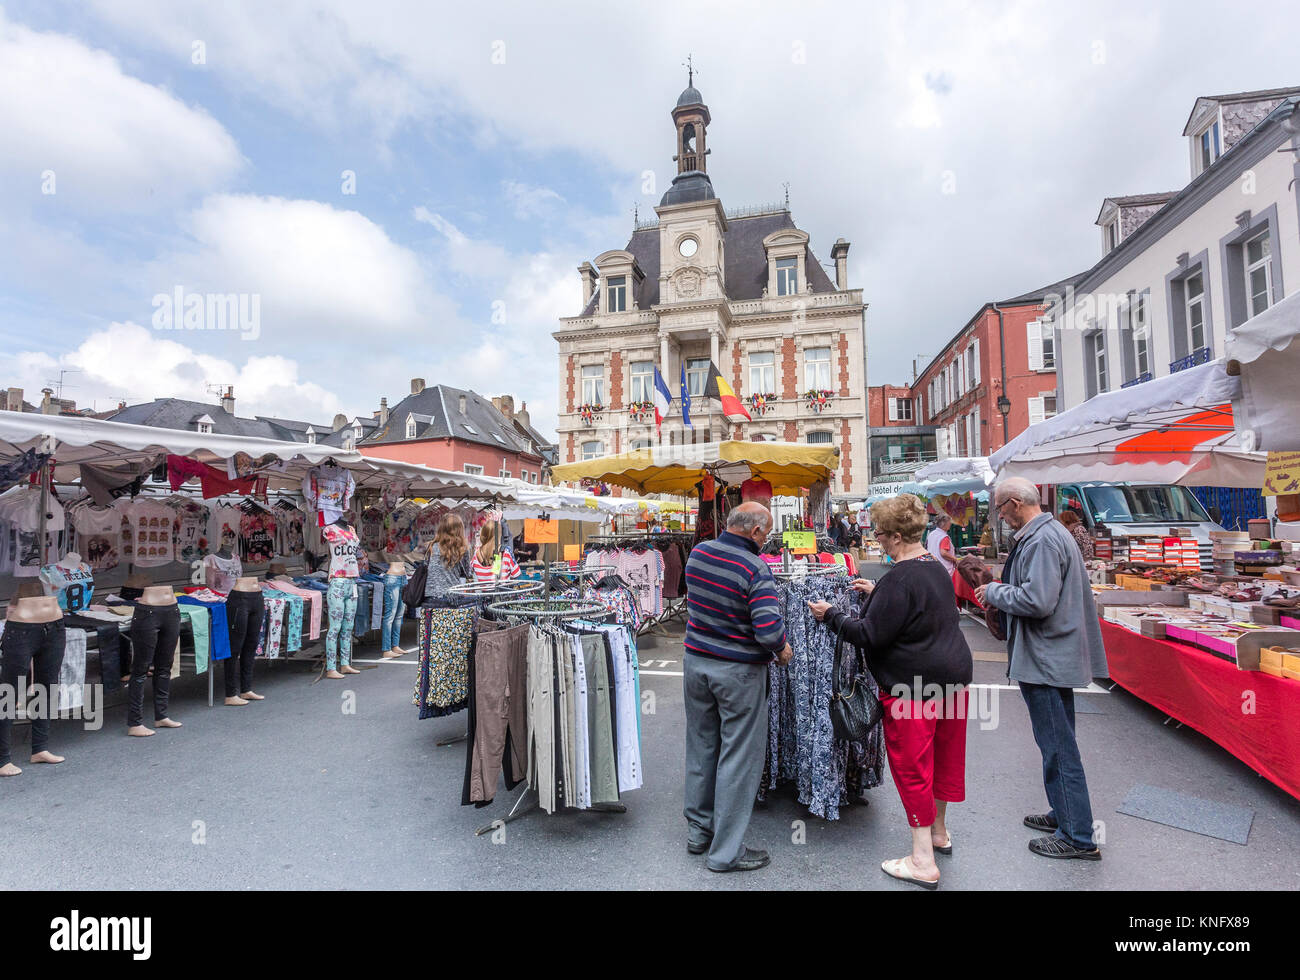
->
<box><xmin>553</xmin><ymin>78</ymin><xmax>869</xmax><ymax>492</ymax></box>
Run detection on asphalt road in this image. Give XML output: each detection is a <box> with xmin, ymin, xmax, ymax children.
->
<box><xmin>3</xmin><ymin>573</ymin><xmax>1299</xmax><ymax>890</ymax></box>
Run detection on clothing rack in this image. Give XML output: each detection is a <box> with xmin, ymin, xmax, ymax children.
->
<box><xmin>771</xmin><ymin>563</ymin><xmax>845</xmax><ymax>580</ymax></box>
<box><xmin>470</xmin><ymin>607</ymin><xmax>629</xmax><ymax>837</ymax></box>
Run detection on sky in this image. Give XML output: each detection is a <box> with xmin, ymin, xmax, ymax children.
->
<box><xmin>1</xmin><ymin>0</ymin><xmax>1297</xmax><ymax>440</ymax></box>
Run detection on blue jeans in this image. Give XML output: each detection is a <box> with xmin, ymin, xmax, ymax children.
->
<box><xmin>1019</xmin><ymin>682</ymin><xmax>1097</xmax><ymax>849</ymax></box>
<box><xmin>381</xmin><ymin>574</ymin><xmax>407</xmax><ymax>650</ymax></box>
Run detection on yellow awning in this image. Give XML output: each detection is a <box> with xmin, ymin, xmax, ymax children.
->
<box><xmin>551</xmin><ymin>440</ymin><xmax>839</xmax><ymax>496</ymax></box>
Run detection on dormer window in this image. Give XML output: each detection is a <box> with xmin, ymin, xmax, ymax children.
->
<box><xmin>1103</xmin><ymin>219</ymin><xmax>1119</xmax><ymax>254</ymax></box>
<box><xmin>405</xmin><ymin>416</ymin><xmax>417</xmax><ymax>438</ymax></box>
<box><xmin>607</xmin><ymin>276</ymin><xmax>627</xmax><ymax>313</ymax></box>
<box><xmin>193</xmin><ymin>413</ymin><xmax>215</xmax><ymax>435</ymax></box>
<box><xmin>776</xmin><ymin>257</ymin><xmax>798</xmax><ymax>296</ymax></box>
<box><xmin>352</xmin><ymin>424</ymin><xmax>363</xmax><ymax>445</ymax></box>
<box><xmin>305</xmin><ymin>427</ymin><xmax>317</xmax><ymax>445</ymax></box>
<box><xmin>197</xmin><ymin>422</ymin><xmax>212</xmax><ymax>435</ymax></box>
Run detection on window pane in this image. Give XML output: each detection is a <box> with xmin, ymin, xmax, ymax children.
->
<box><xmin>776</xmin><ymin>257</ymin><xmax>797</xmax><ymax>296</ymax></box>
<box><xmin>1250</xmin><ymin>267</ymin><xmax>1270</xmax><ymax>316</ymax></box>
<box><xmin>1247</xmin><ymin>233</ymin><xmax>1269</xmax><ymax>264</ymax></box>
<box><xmin>686</xmin><ymin>358</ymin><xmax>709</xmax><ymax>396</ymax></box>
<box><xmin>630</xmin><ymin>361</ymin><xmax>653</xmax><ymax>402</ymax></box>
<box><xmin>805</xmin><ymin>347</ymin><xmax>831</xmax><ymax>390</ymax></box>
<box><xmin>1186</xmin><ymin>273</ymin><xmax>1203</xmax><ymax>299</ymax></box>
<box><xmin>806</xmin><ymin>431</ymin><xmax>832</xmax><ymax>444</ymax></box>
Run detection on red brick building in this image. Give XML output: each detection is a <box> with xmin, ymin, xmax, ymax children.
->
<box><xmin>914</xmin><ymin>274</ymin><xmax>1083</xmax><ymax>459</ymax></box>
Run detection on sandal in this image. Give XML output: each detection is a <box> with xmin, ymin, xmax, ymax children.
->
<box><xmin>932</xmin><ymin>835</ymin><xmax>952</xmax><ymax>855</ymax></box>
<box><xmin>881</xmin><ymin>856</ymin><xmax>940</xmax><ymax>890</ymax></box>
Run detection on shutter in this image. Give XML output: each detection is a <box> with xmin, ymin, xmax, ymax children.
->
<box><xmin>1027</xmin><ymin>320</ymin><xmax>1042</xmax><ymax>371</ymax></box>
<box><xmin>972</xmin><ymin>405</ymin><xmax>981</xmax><ymax>455</ymax></box>
<box><xmin>972</xmin><ymin>338</ymin><xmax>980</xmax><ymax>384</ymax></box>
<box><xmin>888</xmin><ymin>398</ymin><xmax>898</xmax><ymax>422</ymax></box>
<box><xmin>1028</xmin><ymin>397</ymin><xmax>1045</xmax><ymax>426</ymax></box>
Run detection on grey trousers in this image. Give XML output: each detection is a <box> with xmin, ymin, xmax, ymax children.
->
<box><xmin>683</xmin><ymin>654</ymin><xmax>769</xmax><ymax>870</ymax></box>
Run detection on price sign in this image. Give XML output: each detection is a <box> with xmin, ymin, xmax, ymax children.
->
<box><xmin>563</xmin><ymin>544</ymin><xmax>580</xmax><ymax>561</ymax></box>
<box><xmin>524</xmin><ymin>519</ymin><xmax>559</xmax><ymax>544</ymax></box>
<box><xmin>783</xmin><ymin>530</ymin><xmax>817</xmax><ymax>555</ymax></box>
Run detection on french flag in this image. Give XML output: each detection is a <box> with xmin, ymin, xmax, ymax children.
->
<box><xmin>652</xmin><ymin>367</ymin><xmax>673</xmax><ymax>436</ymax></box>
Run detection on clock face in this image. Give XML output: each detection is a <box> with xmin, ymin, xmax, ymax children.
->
<box><xmin>678</xmin><ymin>238</ymin><xmax>698</xmax><ymax>258</ymax></box>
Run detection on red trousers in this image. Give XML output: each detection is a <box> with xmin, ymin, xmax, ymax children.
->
<box><xmin>878</xmin><ymin>689</ymin><xmax>969</xmax><ymax>828</ymax></box>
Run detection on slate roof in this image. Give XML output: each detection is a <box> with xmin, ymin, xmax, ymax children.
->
<box><xmin>108</xmin><ymin>398</ymin><xmax>316</xmax><ymax>442</ymax></box>
<box><xmin>362</xmin><ymin>385</ymin><xmax>542</xmax><ymax>458</ymax></box>
<box><xmin>998</xmin><ymin>271</ymin><xmax>1089</xmax><ymax>306</ymax></box>
<box><xmin>579</xmin><ymin>209</ymin><xmax>838</xmax><ymax>316</ymax></box>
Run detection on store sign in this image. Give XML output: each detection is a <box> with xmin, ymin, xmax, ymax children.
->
<box><xmin>783</xmin><ymin>530</ymin><xmax>817</xmax><ymax>554</ymax></box>
<box><xmin>869</xmin><ymin>482</ymin><xmax>909</xmax><ymax>497</ymax></box>
<box><xmin>524</xmin><ymin>519</ymin><xmax>559</xmax><ymax>543</ymax></box>
<box><xmin>1262</xmin><ymin>451</ymin><xmax>1300</xmax><ymax>496</ymax></box>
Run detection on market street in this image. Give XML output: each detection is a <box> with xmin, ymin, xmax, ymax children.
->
<box><xmin>3</xmin><ymin>580</ymin><xmax>1297</xmax><ymax>891</ymax></box>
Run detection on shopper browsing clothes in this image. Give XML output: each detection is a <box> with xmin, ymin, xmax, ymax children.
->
<box><xmin>423</xmin><ymin>515</ymin><xmax>473</xmax><ymax>606</ymax></box>
<box><xmin>471</xmin><ymin>523</ymin><xmax>521</xmax><ymax>582</ymax></box>
<box><xmin>808</xmin><ymin>494</ymin><xmax>973</xmax><ymax>890</ymax></box>
<box><xmin>976</xmin><ymin>478</ymin><xmax>1107</xmax><ymax>861</ymax></box>
<box><xmin>682</xmin><ymin>502</ymin><xmax>794</xmax><ymax>873</ymax></box>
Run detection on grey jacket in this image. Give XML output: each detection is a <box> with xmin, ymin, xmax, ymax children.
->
<box><xmin>423</xmin><ymin>543</ymin><xmax>472</xmax><ymax>607</ymax></box>
<box><xmin>984</xmin><ymin>513</ymin><xmax>1108</xmax><ymax>688</ymax></box>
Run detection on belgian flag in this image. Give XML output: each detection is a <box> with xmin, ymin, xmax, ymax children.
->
<box><xmin>704</xmin><ymin>360</ymin><xmax>752</xmax><ymax>421</ymax></box>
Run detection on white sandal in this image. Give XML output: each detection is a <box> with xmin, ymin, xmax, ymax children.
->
<box><xmin>881</xmin><ymin>856</ymin><xmax>940</xmax><ymax>890</ymax></box>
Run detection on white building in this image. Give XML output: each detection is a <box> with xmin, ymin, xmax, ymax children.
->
<box><xmin>1055</xmin><ymin>87</ymin><xmax>1300</xmax><ymax>408</ymax></box>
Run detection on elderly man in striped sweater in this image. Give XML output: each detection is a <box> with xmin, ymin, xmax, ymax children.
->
<box><xmin>682</xmin><ymin>501</ymin><xmax>794</xmax><ymax>873</ymax></box>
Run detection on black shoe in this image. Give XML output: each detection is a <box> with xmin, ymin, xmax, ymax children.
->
<box><xmin>686</xmin><ymin>837</ymin><xmax>712</xmax><ymax>856</ymax></box>
<box><xmin>1028</xmin><ymin>835</ymin><xmax>1102</xmax><ymax>860</ymax></box>
<box><xmin>708</xmin><ymin>847</ymin><xmax>771</xmax><ymax>873</ymax></box>
<box><xmin>1023</xmin><ymin>813</ymin><xmax>1058</xmax><ymax>832</ymax></box>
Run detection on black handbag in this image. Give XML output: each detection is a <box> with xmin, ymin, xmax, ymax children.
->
<box><xmin>402</xmin><ymin>560</ymin><xmax>429</xmax><ymax>608</ymax></box>
<box><xmin>828</xmin><ymin>615</ymin><xmax>882</xmax><ymax>742</ymax></box>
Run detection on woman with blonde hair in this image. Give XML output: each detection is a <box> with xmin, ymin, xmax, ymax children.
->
<box><xmin>471</xmin><ymin>522</ymin><xmax>521</xmax><ymax>582</ymax></box>
<box><xmin>423</xmin><ymin>513</ymin><xmax>473</xmax><ymax>607</ymax></box>
<box><xmin>808</xmin><ymin>493</ymin><xmax>974</xmax><ymax>890</ymax></box>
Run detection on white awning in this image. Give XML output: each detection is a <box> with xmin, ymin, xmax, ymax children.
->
<box><xmin>912</xmin><ymin>456</ymin><xmax>994</xmax><ymax>492</ymax></box>
<box><xmin>1225</xmin><ymin>290</ymin><xmax>1300</xmax><ymax>451</ymax></box>
<box><xmin>988</xmin><ymin>359</ymin><xmax>1265</xmax><ymax>488</ymax></box>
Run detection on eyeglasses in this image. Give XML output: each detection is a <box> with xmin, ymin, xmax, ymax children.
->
<box><xmin>995</xmin><ymin>498</ymin><xmax>1015</xmax><ymax>515</ymax></box>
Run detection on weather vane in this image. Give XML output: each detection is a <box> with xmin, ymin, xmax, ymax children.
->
<box><xmin>683</xmin><ymin>54</ymin><xmax>696</xmax><ymax>87</ymax></box>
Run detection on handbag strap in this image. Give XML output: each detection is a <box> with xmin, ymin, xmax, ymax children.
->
<box><xmin>831</xmin><ymin>617</ymin><xmax>859</xmax><ymax>697</ymax></box>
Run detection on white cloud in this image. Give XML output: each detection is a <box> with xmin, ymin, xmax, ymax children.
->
<box><xmin>502</xmin><ymin>180</ymin><xmax>564</xmax><ymax>220</ymax></box>
<box><xmin>0</xmin><ymin>9</ymin><xmax>241</xmax><ymax>214</ymax></box>
<box><xmin>412</xmin><ymin>206</ymin><xmax>510</xmax><ymax>279</ymax></box>
<box><xmin>0</xmin><ymin>321</ymin><xmax>347</xmax><ymax>420</ymax></box>
<box><xmin>153</xmin><ymin>194</ymin><xmax>453</xmax><ymax>341</ymax></box>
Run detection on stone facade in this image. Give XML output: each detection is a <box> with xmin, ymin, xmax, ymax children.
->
<box><xmin>553</xmin><ymin>83</ymin><xmax>868</xmax><ymax>492</ymax></box>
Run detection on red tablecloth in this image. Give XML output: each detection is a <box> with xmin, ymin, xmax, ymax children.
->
<box><xmin>1100</xmin><ymin>619</ymin><xmax>1300</xmax><ymax>801</ymax></box>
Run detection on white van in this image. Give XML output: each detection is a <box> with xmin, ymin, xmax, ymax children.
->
<box><xmin>1046</xmin><ymin>482</ymin><xmax>1226</xmax><ymax>570</ymax></box>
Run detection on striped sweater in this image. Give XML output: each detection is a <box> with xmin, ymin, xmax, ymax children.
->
<box><xmin>684</xmin><ymin>531</ymin><xmax>788</xmax><ymax>664</ymax></box>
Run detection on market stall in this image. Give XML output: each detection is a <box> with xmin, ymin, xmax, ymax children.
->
<box><xmin>1226</xmin><ymin>289</ymin><xmax>1300</xmax><ymax>452</ymax></box>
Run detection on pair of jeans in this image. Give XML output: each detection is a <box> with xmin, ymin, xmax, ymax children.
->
<box><xmin>1020</xmin><ymin>682</ymin><xmax>1097</xmax><ymax>849</ymax></box>
<box><xmin>381</xmin><ymin>574</ymin><xmax>407</xmax><ymax>650</ymax></box>
<box><xmin>127</xmin><ymin>604</ymin><xmax>181</xmax><ymax>728</ymax></box>
<box><xmin>326</xmin><ymin>578</ymin><xmax>357</xmax><ymax>670</ymax></box>
<box><xmin>0</xmin><ymin>620</ymin><xmax>66</xmax><ymax>764</ymax></box>
<box><xmin>225</xmin><ymin>589</ymin><xmax>265</xmax><ymax>698</ymax></box>
<box><xmin>64</xmin><ymin>615</ymin><xmax>124</xmax><ymax>694</ymax></box>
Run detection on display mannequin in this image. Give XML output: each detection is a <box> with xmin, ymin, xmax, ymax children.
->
<box><xmin>203</xmin><ymin>543</ymin><xmax>242</xmax><ymax>594</ymax></box>
<box><xmin>0</xmin><ymin>592</ymin><xmax>66</xmax><ymax>775</ymax></box>
<box><xmin>126</xmin><ymin>573</ymin><xmax>182</xmax><ymax>737</ymax></box>
<box><xmin>321</xmin><ymin>517</ymin><xmax>361</xmax><ymax>679</ymax></box>
<box><xmin>223</xmin><ymin>576</ymin><xmax>266</xmax><ymax>705</ymax></box>
<box><xmin>379</xmin><ymin>556</ymin><xmax>410</xmax><ymax>660</ymax></box>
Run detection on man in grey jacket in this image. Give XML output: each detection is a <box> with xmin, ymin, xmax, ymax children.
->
<box><xmin>976</xmin><ymin>478</ymin><xmax>1106</xmax><ymax>860</ymax></box>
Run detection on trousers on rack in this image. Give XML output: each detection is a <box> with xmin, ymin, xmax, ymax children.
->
<box><xmin>225</xmin><ymin>589</ymin><xmax>265</xmax><ymax>697</ymax></box>
<box><xmin>465</xmin><ymin>621</ymin><xmax>530</xmax><ymax>805</ymax></box>
<box><xmin>127</xmin><ymin>604</ymin><xmax>181</xmax><ymax>728</ymax></box>
<box><xmin>0</xmin><ymin>620</ymin><xmax>66</xmax><ymax>765</ymax></box>
<box><xmin>325</xmin><ymin>578</ymin><xmax>357</xmax><ymax>670</ymax></box>
<box><xmin>579</xmin><ymin>633</ymin><xmax>619</xmax><ymax>805</ymax></box>
<box><xmin>381</xmin><ymin>573</ymin><xmax>407</xmax><ymax>651</ymax></box>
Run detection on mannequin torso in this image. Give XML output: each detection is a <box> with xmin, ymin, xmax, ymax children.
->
<box><xmin>7</xmin><ymin>595</ymin><xmax>63</xmax><ymax>623</ymax></box>
<box><xmin>138</xmin><ymin>585</ymin><xmax>177</xmax><ymax>607</ymax></box>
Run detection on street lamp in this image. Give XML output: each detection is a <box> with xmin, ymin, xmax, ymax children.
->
<box><xmin>996</xmin><ymin>393</ymin><xmax>1011</xmax><ymax>443</ymax></box>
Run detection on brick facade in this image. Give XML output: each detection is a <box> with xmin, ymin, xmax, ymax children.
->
<box><xmin>839</xmin><ymin>418</ymin><xmax>853</xmax><ymax>491</ymax></box>
<box><xmin>565</xmin><ymin>356</ymin><xmax>576</xmax><ymax>413</ymax></box>
<box><xmin>837</xmin><ymin>333</ymin><xmax>850</xmax><ymax>397</ymax></box>
<box><xmin>609</xmin><ymin>351</ymin><xmax>623</xmax><ymax>409</ymax></box>
<box><xmin>780</xmin><ymin>338</ymin><xmax>798</xmax><ymax>400</ymax></box>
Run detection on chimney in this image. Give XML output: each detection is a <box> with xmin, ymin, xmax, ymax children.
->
<box><xmin>5</xmin><ymin>388</ymin><xmax>21</xmax><ymax>413</ymax></box>
<box><xmin>379</xmin><ymin>397</ymin><xmax>389</xmax><ymax>426</ymax></box>
<box><xmin>494</xmin><ymin>394</ymin><xmax>514</xmax><ymax>419</ymax></box>
<box><xmin>411</xmin><ymin>378</ymin><xmax>425</xmax><ymax>395</ymax></box>
<box><xmin>458</xmin><ymin>394</ymin><xmax>467</xmax><ymax>415</ymax></box>
<box><xmin>117</xmin><ymin>400</ymin><xmax>126</xmax><ymax>412</ymax></box>
<box><xmin>332</xmin><ymin>413</ymin><xmax>348</xmax><ymax>432</ymax></box>
<box><xmin>516</xmin><ymin>401</ymin><xmax>531</xmax><ymax>429</ymax></box>
<box><xmin>221</xmin><ymin>385</ymin><xmax>235</xmax><ymax>415</ymax></box>
<box><xmin>578</xmin><ymin>262</ymin><xmax>598</xmax><ymax>307</ymax></box>
<box><xmin>40</xmin><ymin>388</ymin><xmax>53</xmax><ymax>415</ymax></box>
<box><xmin>830</xmin><ymin>239</ymin><xmax>850</xmax><ymax>290</ymax></box>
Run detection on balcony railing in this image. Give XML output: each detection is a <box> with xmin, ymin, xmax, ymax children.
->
<box><xmin>1169</xmin><ymin>346</ymin><xmax>1212</xmax><ymax>373</ymax></box>
<box><xmin>874</xmin><ymin>452</ymin><xmax>939</xmax><ymax>477</ymax></box>
<box><xmin>1120</xmin><ymin>372</ymin><xmax>1153</xmax><ymax>389</ymax></box>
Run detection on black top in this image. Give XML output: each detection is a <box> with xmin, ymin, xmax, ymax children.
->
<box><xmin>823</xmin><ymin>554</ymin><xmax>973</xmax><ymax>697</ymax></box>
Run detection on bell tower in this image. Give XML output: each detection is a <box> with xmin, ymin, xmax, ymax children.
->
<box><xmin>672</xmin><ymin>57</ymin><xmax>711</xmax><ymax>175</ymax></box>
